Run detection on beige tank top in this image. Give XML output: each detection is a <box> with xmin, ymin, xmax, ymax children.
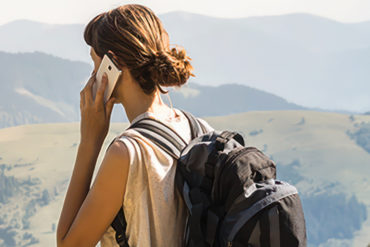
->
<box><xmin>99</xmin><ymin>108</ymin><xmax>213</xmax><ymax>247</ymax></box>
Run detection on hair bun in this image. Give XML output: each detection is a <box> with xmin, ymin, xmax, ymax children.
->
<box><xmin>145</xmin><ymin>46</ymin><xmax>194</xmax><ymax>93</ymax></box>
<box><xmin>151</xmin><ymin>50</ymin><xmax>170</xmax><ymax>73</ymax></box>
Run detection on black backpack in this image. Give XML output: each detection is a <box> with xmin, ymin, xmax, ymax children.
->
<box><xmin>110</xmin><ymin>110</ymin><xmax>307</xmax><ymax>247</ymax></box>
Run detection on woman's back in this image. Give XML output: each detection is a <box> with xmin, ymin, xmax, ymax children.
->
<box><xmin>100</xmin><ymin>108</ymin><xmax>213</xmax><ymax>247</ymax></box>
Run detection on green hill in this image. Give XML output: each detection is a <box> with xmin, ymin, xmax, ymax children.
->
<box><xmin>0</xmin><ymin>110</ymin><xmax>369</xmax><ymax>246</ymax></box>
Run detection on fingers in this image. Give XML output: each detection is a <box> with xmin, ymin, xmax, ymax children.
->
<box><xmin>95</xmin><ymin>73</ymin><xmax>108</xmax><ymax>105</ymax></box>
<box><xmin>84</xmin><ymin>73</ymin><xmax>96</xmax><ymax>104</ymax></box>
<box><xmin>105</xmin><ymin>96</ymin><xmax>116</xmax><ymax>120</ymax></box>
<box><xmin>80</xmin><ymin>71</ymin><xmax>111</xmax><ymax>112</ymax></box>
<box><xmin>80</xmin><ymin>72</ymin><xmax>96</xmax><ymax>107</ymax></box>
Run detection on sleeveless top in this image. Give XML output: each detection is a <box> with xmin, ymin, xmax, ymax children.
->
<box><xmin>99</xmin><ymin>108</ymin><xmax>214</xmax><ymax>247</ymax></box>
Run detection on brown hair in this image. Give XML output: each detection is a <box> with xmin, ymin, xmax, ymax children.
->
<box><xmin>83</xmin><ymin>4</ymin><xmax>195</xmax><ymax>94</ymax></box>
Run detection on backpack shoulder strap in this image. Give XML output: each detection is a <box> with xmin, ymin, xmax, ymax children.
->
<box><xmin>128</xmin><ymin>110</ymin><xmax>207</xmax><ymax>157</ymax></box>
<box><xmin>129</xmin><ymin>117</ymin><xmax>187</xmax><ymax>159</ymax></box>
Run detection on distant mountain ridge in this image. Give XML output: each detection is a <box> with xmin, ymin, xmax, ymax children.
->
<box><xmin>0</xmin><ymin>12</ymin><xmax>369</xmax><ymax>113</ymax></box>
<box><xmin>169</xmin><ymin>82</ymin><xmax>307</xmax><ymax>117</ymax></box>
<box><xmin>0</xmin><ymin>51</ymin><xmax>316</xmax><ymax>128</ymax></box>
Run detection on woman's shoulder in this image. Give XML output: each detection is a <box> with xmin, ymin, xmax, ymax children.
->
<box><xmin>105</xmin><ymin>129</ymin><xmax>142</xmax><ymax>162</ymax></box>
<box><xmin>104</xmin><ymin>135</ymin><xmax>132</xmax><ymax>164</ymax></box>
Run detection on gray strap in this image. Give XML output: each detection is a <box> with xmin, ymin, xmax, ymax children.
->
<box><xmin>129</xmin><ymin>111</ymin><xmax>206</xmax><ymax>159</ymax></box>
<box><xmin>133</xmin><ymin>127</ymin><xmax>182</xmax><ymax>159</ymax></box>
<box><xmin>269</xmin><ymin>206</ymin><xmax>280</xmax><ymax>247</ymax></box>
<box><xmin>132</xmin><ymin>119</ymin><xmax>187</xmax><ymax>147</ymax></box>
<box><xmin>226</xmin><ymin>183</ymin><xmax>297</xmax><ymax>242</ymax></box>
<box><xmin>129</xmin><ymin>117</ymin><xmax>188</xmax><ymax>159</ymax></box>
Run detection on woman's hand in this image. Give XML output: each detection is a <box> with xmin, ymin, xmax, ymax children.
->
<box><xmin>79</xmin><ymin>71</ymin><xmax>116</xmax><ymax>147</ymax></box>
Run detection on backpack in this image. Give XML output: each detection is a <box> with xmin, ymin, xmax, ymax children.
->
<box><xmin>110</xmin><ymin>110</ymin><xmax>307</xmax><ymax>247</ymax></box>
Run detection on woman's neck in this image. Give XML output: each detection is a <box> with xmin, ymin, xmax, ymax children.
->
<box><xmin>120</xmin><ymin>89</ymin><xmax>174</xmax><ymax>123</ymax></box>
<box><xmin>115</xmin><ymin>69</ymin><xmax>178</xmax><ymax>123</ymax></box>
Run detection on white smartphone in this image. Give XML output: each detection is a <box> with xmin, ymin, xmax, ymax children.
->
<box><xmin>93</xmin><ymin>53</ymin><xmax>122</xmax><ymax>103</ymax></box>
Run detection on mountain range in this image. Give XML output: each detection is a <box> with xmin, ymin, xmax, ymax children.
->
<box><xmin>0</xmin><ymin>51</ymin><xmax>318</xmax><ymax>129</ymax></box>
<box><xmin>0</xmin><ymin>12</ymin><xmax>369</xmax><ymax>113</ymax></box>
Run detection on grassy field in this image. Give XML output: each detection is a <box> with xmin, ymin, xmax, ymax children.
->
<box><xmin>0</xmin><ymin>110</ymin><xmax>369</xmax><ymax>246</ymax></box>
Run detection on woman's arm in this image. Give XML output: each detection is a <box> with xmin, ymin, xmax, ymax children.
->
<box><xmin>56</xmin><ymin>72</ymin><xmax>129</xmax><ymax>246</ymax></box>
<box><xmin>56</xmin><ymin>140</ymin><xmax>129</xmax><ymax>247</ymax></box>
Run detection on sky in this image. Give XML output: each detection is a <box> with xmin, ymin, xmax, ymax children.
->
<box><xmin>0</xmin><ymin>0</ymin><xmax>369</xmax><ymax>26</ymax></box>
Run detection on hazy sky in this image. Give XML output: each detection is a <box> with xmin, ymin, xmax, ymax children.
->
<box><xmin>1</xmin><ymin>0</ymin><xmax>369</xmax><ymax>26</ymax></box>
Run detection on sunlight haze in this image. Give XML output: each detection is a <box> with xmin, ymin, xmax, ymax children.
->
<box><xmin>0</xmin><ymin>0</ymin><xmax>369</xmax><ymax>26</ymax></box>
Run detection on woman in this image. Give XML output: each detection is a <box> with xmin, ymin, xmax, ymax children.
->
<box><xmin>56</xmin><ymin>4</ymin><xmax>213</xmax><ymax>247</ymax></box>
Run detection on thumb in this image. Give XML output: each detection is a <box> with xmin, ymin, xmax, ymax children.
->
<box><xmin>105</xmin><ymin>97</ymin><xmax>115</xmax><ymax>119</ymax></box>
